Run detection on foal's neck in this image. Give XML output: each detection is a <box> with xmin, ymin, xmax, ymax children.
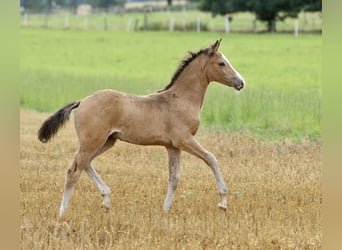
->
<box><xmin>168</xmin><ymin>61</ymin><xmax>209</xmax><ymax>109</ymax></box>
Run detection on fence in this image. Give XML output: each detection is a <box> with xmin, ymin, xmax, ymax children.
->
<box><xmin>20</xmin><ymin>11</ymin><xmax>322</xmax><ymax>34</ymax></box>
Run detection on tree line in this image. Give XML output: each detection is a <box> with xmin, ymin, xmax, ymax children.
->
<box><xmin>201</xmin><ymin>0</ymin><xmax>321</xmax><ymax>32</ymax></box>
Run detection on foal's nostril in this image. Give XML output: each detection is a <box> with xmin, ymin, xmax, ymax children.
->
<box><xmin>235</xmin><ymin>79</ymin><xmax>244</xmax><ymax>91</ymax></box>
<box><xmin>231</xmin><ymin>76</ymin><xmax>245</xmax><ymax>91</ymax></box>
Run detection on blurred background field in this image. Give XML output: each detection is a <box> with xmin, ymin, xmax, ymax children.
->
<box><xmin>20</xmin><ymin>29</ymin><xmax>321</xmax><ymax>141</ymax></box>
<box><xmin>21</xmin><ymin>11</ymin><xmax>322</xmax><ymax>33</ymax></box>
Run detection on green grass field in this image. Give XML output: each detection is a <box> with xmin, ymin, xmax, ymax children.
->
<box><xmin>20</xmin><ymin>28</ymin><xmax>321</xmax><ymax>141</ymax></box>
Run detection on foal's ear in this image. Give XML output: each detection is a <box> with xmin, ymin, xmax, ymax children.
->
<box><xmin>208</xmin><ymin>39</ymin><xmax>222</xmax><ymax>56</ymax></box>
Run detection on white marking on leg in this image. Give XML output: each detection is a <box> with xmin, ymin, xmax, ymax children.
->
<box><xmin>60</xmin><ymin>187</ymin><xmax>74</xmax><ymax>217</ymax></box>
<box><xmin>86</xmin><ymin>164</ymin><xmax>111</xmax><ymax>209</ymax></box>
<box><xmin>180</xmin><ymin>137</ymin><xmax>228</xmax><ymax>210</ymax></box>
<box><xmin>164</xmin><ymin>175</ymin><xmax>179</xmax><ymax>211</ymax></box>
<box><xmin>59</xmin><ymin>156</ymin><xmax>84</xmax><ymax>217</ymax></box>
<box><xmin>205</xmin><ymin>152</ymin><xmax>228</xmax><ymax>209</ymax></box>
<box><xmin>163</xmin><ymin>147</ymin><xmax>181</xmax><ymax>211</ymax></box>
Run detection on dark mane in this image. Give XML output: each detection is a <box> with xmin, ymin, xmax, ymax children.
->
<box><xmin>158</xmin><ymin>48</ymin><xmax>209</xmax><ymax>92</ymax></box>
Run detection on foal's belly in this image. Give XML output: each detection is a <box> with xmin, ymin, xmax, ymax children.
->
<box><xmin>117</xmin><ymin>130</ymin><xmax>172</xmax><ymax>147</ymax></box>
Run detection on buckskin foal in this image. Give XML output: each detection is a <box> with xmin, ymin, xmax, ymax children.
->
<box><xmin>38</xmin><ymin>39</ymin><xmax>245</xmax><ymax>217</ymax></box>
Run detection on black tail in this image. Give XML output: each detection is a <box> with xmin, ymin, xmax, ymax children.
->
<box><xmin>38</xmin><ymin>101</ymin><xmax>80</xmax><ymax>143</ymax></box>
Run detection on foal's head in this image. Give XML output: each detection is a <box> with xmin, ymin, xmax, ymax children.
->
<box><xmin>204</xmin><ymin>39</ymin><xmax>245</xmax><ymax>91</ymax></box>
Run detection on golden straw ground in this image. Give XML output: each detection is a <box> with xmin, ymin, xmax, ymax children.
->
<box><xmin>20</xmin><ymin>109</ymin><xmax>321</xmax><ymax>249</ymax></box>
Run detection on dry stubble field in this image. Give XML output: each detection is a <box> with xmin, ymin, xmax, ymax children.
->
<box><xmin>20</xmin><ymin>109</ymin><xmax>321</xmax><ymax>249</ymax></box>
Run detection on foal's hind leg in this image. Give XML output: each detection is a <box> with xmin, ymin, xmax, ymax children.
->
<box><xmin>86</xmin><ymin>137</ymin><xmax>117</xmax><ymax>211</ymax></box>
<box><xmin>86</xmin><ymin>165</ymin><xmax>111</xmax><ymax>211</ymax></box>
<box><xmin>59</xmin><ymin>151</ymin><xmax>92</xmax><ymax>217</ymax></box>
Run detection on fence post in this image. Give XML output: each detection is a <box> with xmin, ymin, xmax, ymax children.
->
<box><xmin>104</xmin><ymin>15</ymin><xmax>108</xmax><ymax>31</ymax></box>
<box><xmin>144</xmin><ymin>13</ymin><xmax>148</xmax><ymax>30</ymax></box>
<box><xmin>64</xmin><ymin>14</ymin><xmax>69</xmax><ymax>29</ymax></box>
<box><xmin>126</xmin><ymin>18</ymin><xmax>132</xmax><ymax>31</ymax></box>
<box><xmin>44</xmin><ymin>13</ymin><xmax>49</xmax><ymax>28</ymax></box>
<box><xmin>182</xmin><ymin>5</ymin><xmax>187</xmax><ymax>14</ymax></box>
<box><xmin>23</xmin><ymin>12</ymin><xmax>29</xmax><ymax>26</ymax></box>
<box><xmin>224</xmin><ymin>16</ymin><xmax>230</xmax><ymax>33</ymax></box>
<box><xmin>294</xmin><ymin>19</ymin><xmax>299</xmax><ymax>37</ymax></box>
<box><xmin>83</xmin><ymin>15</ymin><xmax>88</xmax><ymax>30</ymax></box>
<box><xmin>196</xmin><ymin>17</ymin><xmax>200</xmax><ymax>32</ymax></box>
<box><xmin>169</xmin><ymin>17</ymin><xmax>175</xmax><ymax>32</ymax></box>
<box><xmin>252</xmin><ymin>18</ymin><xmax>257</xmax><ymax>33</ymax></box>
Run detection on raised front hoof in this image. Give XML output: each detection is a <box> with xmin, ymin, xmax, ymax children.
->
<box><xmin>218</xmin><ymin>203</ymin><xmax>227</xmax><ymax>211</ymax></box>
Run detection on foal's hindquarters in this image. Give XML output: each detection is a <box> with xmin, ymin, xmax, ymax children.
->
<box><xmin>59</xmin><ymin>93</ymin><xmax>120</xmax><ymax>217</ymax></box>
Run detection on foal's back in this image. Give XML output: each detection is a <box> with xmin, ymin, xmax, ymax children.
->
<box><xmin>74</xmin><ymin>89</ymin><xmax>181</xmax><ymax>147</ymax></box>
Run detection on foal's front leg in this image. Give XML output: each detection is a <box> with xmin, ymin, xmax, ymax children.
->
<box><xmin>179</xmin><ymin>137</ymin><xmax>228</xmax><ymax>210</ymax></box>
<box><xmin>163</xmin><ymin>147</ymin><xmax>181</xmax><ymax>211</ymax></box>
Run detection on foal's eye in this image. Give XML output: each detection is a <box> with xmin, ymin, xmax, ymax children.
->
<box><xmin>218</xmin><ymin>62</ymin><xmax>225</xmax><ymax>67</ymax></box>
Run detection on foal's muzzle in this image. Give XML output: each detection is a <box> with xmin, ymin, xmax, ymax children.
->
<box><xmin>232</xmin><ymin>77</ymin><xmax>245</xmax><ymax>91</ymax></box>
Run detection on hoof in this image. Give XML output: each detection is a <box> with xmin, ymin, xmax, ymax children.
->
<box><xmin>163</xmin><ymin>205</ymin><xmax>171</xmax><ymax>212</ymax></box>
<box><xmin>101</xmin><ymin>204</ymin><xmax>110</xmax><ymax>213</ymax></box>
<box><xmin>218</xmin><ymin>203</ymin><xmax>227</xmax><ymax>211</ymax></box>
<box><xmin>54</xmin><ymin>221</ymin><xmax>71</xmax><ymax>239</ymax></box>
